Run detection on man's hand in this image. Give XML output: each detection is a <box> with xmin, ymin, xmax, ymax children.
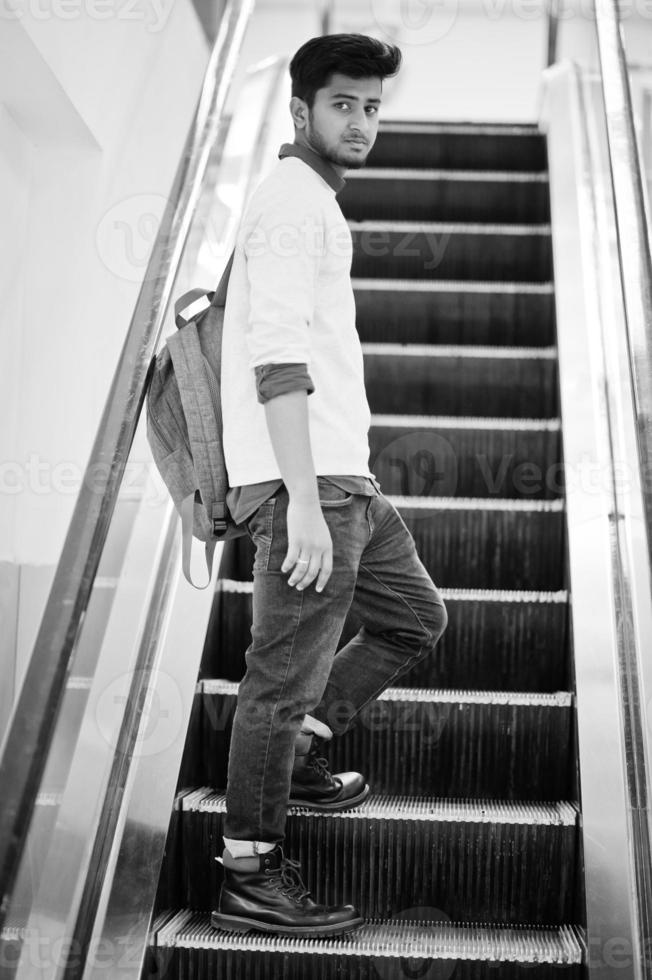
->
<box><xmin>281</xmin><ymin>498</ymin><xmax>333</xmax><ymax>593</ymax></box>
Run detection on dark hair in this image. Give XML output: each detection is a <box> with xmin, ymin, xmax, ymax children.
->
<box><xmin>289</xmin><ymin>34</ymin><xmax>402</xmax><ymax>108</ymax></box>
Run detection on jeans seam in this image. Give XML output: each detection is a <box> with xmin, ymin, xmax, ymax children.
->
<box><xmin>366</xmin><ymin>497</ymin><xmax>375</xmax><ymax>537</ymax></box>
<box><xmin>255</xmin><ymin>587</ymin><xmax>305</xmax><ymax>837</ymax></box>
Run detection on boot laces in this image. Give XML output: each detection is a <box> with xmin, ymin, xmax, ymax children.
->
<box><xmin>308</xmin><ymin>743</ymin><xmax>337</xmax><ymax>787</ymax></box>
<box><xmin>265</xmin><ymin>854</ymin><xmax>311</xmax><ymax>902</ymax></box>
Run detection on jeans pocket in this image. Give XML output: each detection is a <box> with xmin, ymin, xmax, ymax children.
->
<box><xmin>317</xmin><ymin>481</ymin><xmax>355</xmax><ymax>508</ymax></box>
<box><xmin>246</xmin><ymin>497</ymin><xmax>276</xmax><ymax>571</ymax></box>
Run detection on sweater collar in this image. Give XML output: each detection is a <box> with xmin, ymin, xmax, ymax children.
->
<box><xmin>278</xmin><ymin>142</ymin><xmax>346</xmax><ymax>194</ymax></box>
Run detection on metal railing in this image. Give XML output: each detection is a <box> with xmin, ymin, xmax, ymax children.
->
<box><xmin>594</xmin><ymin>0</ymin><xmax>652</xmax><ymax>574</ymax></box>
<box><xmin>544</xmin><ymin>0</ymin><xmax>652</xmax><ymax>973</ymax></box>
<box><xmin>0</xmin><ymin>0</ymin><xmax>255</xmax><ymax>930</ymax></box>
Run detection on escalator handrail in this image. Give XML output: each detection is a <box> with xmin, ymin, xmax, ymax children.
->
<box><xmin>0</xmin><ymin>0</ymin><xmax>255</xmax><ymax>928</ymax></box>
<box><xmin>595</xmin><ymin>0</ymin><xmax>652</xmax><ymax>578</ymax></box>
<box><xmin>546</xmin><ymin>0</ymin><xmax>560</xmax><ymax>67</ymax></box>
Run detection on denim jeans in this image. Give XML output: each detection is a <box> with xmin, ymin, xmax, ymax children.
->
<box><xmin>223</xmin><ymin>477</ymin><xmax>448</xmax><ymax>843</ymax></box>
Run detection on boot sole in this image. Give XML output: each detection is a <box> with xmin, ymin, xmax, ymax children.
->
<box><xmin>288</xmin><ymin>783</ymin><xmax>370</xmax><ymax>811</ymax></box>
<box><xmin>211</xmin><ymin>911</ymin><xmax>365</xmax><ymax>938</ymax></box>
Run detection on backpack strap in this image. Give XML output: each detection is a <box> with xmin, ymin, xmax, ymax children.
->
<box><xmin>180</xmin><ymin>493</ymin><xmax>217</xmax><ymax>590</ymax></box>
<box><xmin>167</xmin><ymin>324</ymin><xmax>226</xmax><ymax>589</ymax></box>
<box><xmin>211</xmin><ymin>249</ymin><xmax>235</xmax><ymax>309</ymax></box>
<box><xmin>173</xmin><ymin>249</ymin><xmax>235</xmax><ymax>328</ymax></box>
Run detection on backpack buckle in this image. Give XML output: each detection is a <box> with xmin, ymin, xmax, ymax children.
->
<box><xmin>212</xmin><ymin>517</ymin><xmax>227</xmax><ymax>535</ymax></box>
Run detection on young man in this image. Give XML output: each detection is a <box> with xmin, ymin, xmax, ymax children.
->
<box><xmin>214</xmin><ymin>34</ymin><xmax>447</xmax><ymax>937</ymax></box>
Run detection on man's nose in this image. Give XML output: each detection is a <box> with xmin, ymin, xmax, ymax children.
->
<box><xmin>347</xmin><ymin>111</ymin><xmax>370</xmax><ymax>136</ymax></box>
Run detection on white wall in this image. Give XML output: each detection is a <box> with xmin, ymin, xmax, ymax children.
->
<box><xmin>0</xmin><ymin>0</ymin><xmax>209</xmax><ymax>730</ymax></box>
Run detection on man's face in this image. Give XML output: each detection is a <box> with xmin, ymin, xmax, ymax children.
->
<box><xmin>300</xmin><ymin>72</ymin><xmax>382</xmax><ymax>170</ymax></box>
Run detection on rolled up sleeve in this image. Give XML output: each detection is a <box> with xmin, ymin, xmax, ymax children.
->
<box><xmin>254</xmin><ymin>363</ymin><xmax>315</xmax><ymax>404</ymax></box>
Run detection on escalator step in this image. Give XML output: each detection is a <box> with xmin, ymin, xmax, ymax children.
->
<box><xmin>179</xmin><ymin>792</ymin><xmax>578</xmax><ymax>924</ymax></box>
<box><xmin>349</xmin><ymin>221</ymin><xmax>552</xmax><ymax>282</ymax></box>
<box><xmin>198</xmin><ymin>682</ymin><xmax>573</xmax><ymax>800</ymax></box>
<box><xmin>393</xmin><ymin>496</ymin><xmax>564</xmax><ymax>591</ymax></box>
<box><xmin>363</xmin><ymin>344</ymin><xmax>559</xmax><ymax>418</ymax></box>
<box><xmin>340</xmin><ymin>169</ymin><xmax>550</xmax><ymax>223</ymax></box>
<box><xmin>201</xmin><ymin>583</ymin><xmax>569</xmax><ymax>692</ymax></box>
<box><xmin>354</xmin><ymin>279</ymin><xmax>556</xmax><ymax>347</ymax></box>
<box><xmin>149</xmin><ymin>909</ymin><xmax>585</xmax><ymax>979</ymax></box>
<box><xmin>369</xmin><ymin>415</ymin><xmax>561</xmax><ymax>499</ymax></box>
<box><xmin>369</xmin><ymin>123</ymin><xmax>548</xmax><ymax>172</ymax></box>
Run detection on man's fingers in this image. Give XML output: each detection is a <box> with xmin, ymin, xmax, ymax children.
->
<box><xmin>315</xmin><ymin>552</ymin><xmax>333</xmax><ymax>593</ymax></box>
<box><xmin>293</xmin><ymin>554</ymin><xmax>321</xmax><ymax>590</ymax></box>
<box><xmin>281</xmin><ymin>546</ymin><xmax>300</xmax><ymax>574</ymax></box>
<box><xmin>288</xmin><ymin>557</ymin><xmax>308</xmax><ymax>586</ymax></box>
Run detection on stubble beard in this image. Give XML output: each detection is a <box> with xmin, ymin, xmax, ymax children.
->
<box><xmin>305</xmin><ymin>112</ymin><xmax>370</xmax><ymax>171</ymax></box>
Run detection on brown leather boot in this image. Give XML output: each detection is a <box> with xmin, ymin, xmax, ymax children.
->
<box><xmin>212</xmin><ymin>844</ymin><xmax>363</xmax><ymax>937</ymax></box>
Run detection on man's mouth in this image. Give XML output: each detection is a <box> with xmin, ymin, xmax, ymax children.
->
<box><xmin>344</xmin><ymin>138</ymin><xmax>367</xmax><ymax>146</ymax></box>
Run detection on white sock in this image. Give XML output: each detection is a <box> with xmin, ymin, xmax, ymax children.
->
<box><xmin>222</xmin><ymin>838</ymin><xmax>276</xmax><ymax>858</ymax></box>
<box><xmin>300</xmin><ymin>713</ymin><xmax>333</xmax><ymax>740</ymax></box>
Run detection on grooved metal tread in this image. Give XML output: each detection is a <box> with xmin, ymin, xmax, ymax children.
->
<box><xmin>349</xmin><ymin>219</ymin><xmax>552</xmax><ymax>234</ymax></box>
<box><xmin>152</xmin><ymin>909</ymin><xmax>586</xmax><ymax>963</ymax></box>
<box><xmin>215</xmin><ymin>580</ymin><xmax>569</xmax><ymax>604</ymax></box>
<box><xmin>362</xmin><ymin>342</ymin><xmax>557</xmax><ymax>359</ymax></box>
<box><xmin>387</xmin><ymin>495</ymin><xmax>564</xmax><ymax>512</ymax></box>
<box><xmin>353</xmin><ymin>278</ymin><xmax>554</xmax><ymax>293</ymax></box>
<box><xmin>199</xmin><ymin>679</ymin><xmax>573</xmax><ymax>709</ymax></box>
<box><xmin>371</xmin><ymin>414</ymin><xmax>561</xmax><ymax>430</ymax></box>
<box><xmin>378</xmin><ymin>122</ymin><xmax>545</xmax><ymax>136</ymax></box>
<box><xmin>181</xmin><ymin>790</ymin><xmax>579</xmax><ymax>826</ymax></box>
<box><xmin>347</xmin><ymin>168</ymin><xmax>549</xmax><ymax>183</ymax></box>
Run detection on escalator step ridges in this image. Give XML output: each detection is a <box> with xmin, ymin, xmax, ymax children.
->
<box><xmin>354</xmin><ymin>278</ymin><xmax>554</xmax><ymax>293</ymax></box>
<box><xmin>347</xmin><ymin>168</ymin><xmax>549</xmax><ymax>183</ymax></box>
<box><xmin>440</xmin><ymin>587</ymin><xmax>567</xmax><ymax>602</ymax></box>
<box><xmin>215</xmin><ymin>580</ymin><xmax>568</xmax><ymax>604</ymax></box>
<box><xmin>185</xmin><ymin>791</ymin><xmax>578</xmax><ymax>826</ymax></box>
<box><xmin>363</xmin><ymin>343</ymin><xmax>557</xmax><ymax>360</ymax></box>
<box><xmin>372</xmin><ymin>413</ymin><xmax>561</xmax><ymax>431</ymax></box>
<box><xmin>349</xmin><ymin>220</ymin><xmax>551</xmax><ymax>235</ymax></box>
<box><xmin>388</xmin><ymin>495</ymin><xmax>563</xmax><ymax>512</ymax></box>
<box><xmin>379</xmin><ymin>122</ymin><xmax>544</xmax><ymax>135</ymax></box>
<box><xmin>152</xmin><ymin>909</ymin><xmax>585</xmax><ymax>963</ymax></box>
<box><xmin>199</xmin><ymin>678</ymin><xmax>572</xmax><ymax>709</ymax></box>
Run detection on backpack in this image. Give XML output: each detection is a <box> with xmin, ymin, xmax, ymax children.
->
<box><xmin>146</xmin><ymin>250</ymin><xmax>246</xmax><ymax>589</ymax></box>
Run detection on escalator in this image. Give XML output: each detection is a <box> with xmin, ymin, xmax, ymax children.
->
<box><xmin>145</xmin><ymin>121</ymin><xmax>587</xmax><ymax>978</ymax></box>
<box><xmin>3</xmin><ymin>7</ymin><xmax>652</xmax><ymax>976</ymax></box>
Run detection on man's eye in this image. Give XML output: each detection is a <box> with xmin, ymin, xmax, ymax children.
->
<box><xmin>365</xmin><ymin>106</ymin><xmax>378</xmax><ymax>115</ymax></box>
<box><xmin>335</xmin><ymin>103</ymin><xmax>350</xmax><ymax>111</ymax></box>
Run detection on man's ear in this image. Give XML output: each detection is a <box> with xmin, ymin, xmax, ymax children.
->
<box><xmin>290</xmin><ymin>96</ymin><xmax>309</xmax><ymax>131</ymax></box>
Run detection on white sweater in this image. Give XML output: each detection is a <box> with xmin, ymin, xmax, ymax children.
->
<box><xmin>220</xmin><ymin>153</ymin><xmax>373</xmax><ymax>487</ymax></box>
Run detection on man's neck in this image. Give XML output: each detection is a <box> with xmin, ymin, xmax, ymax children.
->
<box><xmin>293</xmin><ymin>134</ymin><xmax>346</xmax><ymax>179</ymax></box>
